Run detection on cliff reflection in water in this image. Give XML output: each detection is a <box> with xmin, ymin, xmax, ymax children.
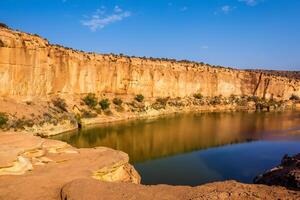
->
<box><xmin>53</xmin><ymin>111</ymin><xmax>300</xmax><ymax>163</ymax></box>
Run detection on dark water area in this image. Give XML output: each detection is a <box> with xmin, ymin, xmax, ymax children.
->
<box><xmin>52</xmin><ymin>111</ymin><xmax>300</xmax><ymax>186</ymax></box>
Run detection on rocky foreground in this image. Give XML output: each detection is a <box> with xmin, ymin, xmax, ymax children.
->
<box><xmin>255</xmin><ymin>153</ymin><xmax>300</xmax><ymax>190</ymax></box>
<box><xmin>0</xmin><ymin>131</ymin><xmax>299</xmax><ymax>200</ymax></box>
<box><xmin>0</xmin><ymin>132</ymin><xmax>140</xmax><ymax>199</ymax></box>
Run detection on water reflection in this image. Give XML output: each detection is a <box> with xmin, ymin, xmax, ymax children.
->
<box><xmin>53</xmin><ymin>111</ymin><xmax>300</xmax><ymax>163</ymax></box>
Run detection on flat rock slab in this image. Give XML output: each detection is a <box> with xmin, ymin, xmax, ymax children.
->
<box><xmin>0</xmin><ymin>132</ymin><xmax>43</xmax><ymax>168</ymax></box>
<box><xmin>0</xmin><ymin>132</ymin><xmax>140</xmax><ymax>200</ymax></box>
<box><xmin>61</xmin><ymin>178</ymin><xmax>300</xmax><ymax>200</ymax></box>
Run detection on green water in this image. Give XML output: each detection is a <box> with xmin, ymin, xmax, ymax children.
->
<box><xmin>52</xmin><ymin>111</ymin><xmax>300</xmax><ymax>185</ymax></box>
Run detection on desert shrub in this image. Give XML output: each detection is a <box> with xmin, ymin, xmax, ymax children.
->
<box><xmin>152</xmin><ymin>97</ymin><xmax>169</xmax><ymax>110</ymax></box>
<box><xmin>103</xmin><ymin>109</ymin><xmax>113</xmax><ymax>116</ymax></box>
<box><xmin>229</xmin><ymin>94</ymin><xmax>239</xmax><ymax>103</ymax></box>
<box><xmin>83</xmin><ymin>93</ymin><xmax>98</xmax><ymax>108</ymax></box>
<box><xmin>115</xmin><ymin>105</ymin><xmax>124</xmax><ymax>112</ymax></box>
<box><xmin>129</xmin><ymin>101</ymin><xmax>146</xmax><ymax>112</ymax></box>
<box><xmin>209</xmin><ymin>96</ymin><xmax>222</xmax><ymax>105</ymax></box>
<box><xmin>10</xmin><ymin>118</ymin><xmax>34</xmax><ymax>129</ymax></box>
<box><xmin>52</xmin><ymin>97</ymin><xmax>67</xmax><ymax>112</ymax></box>
<box><xmin>156</xmin><ymin>97</ymin><xmax>169</xmax><ymax>106</ymax></box>
<box><xmin>113</xmin><ymin>98</ymin><xmax>123</xmax><ymax>106</ymax></box>
<box><xmin>81</xmin><ymin>110</ymin><xmax>98</xmax><ymax>118</ymax></box>
<box><xmin>193</xmin><ymin>93</ymin><xmax>203</xmax><ymax>100</ymax></box>
<box><xmin>0</xmin><ymin>112</ymin><xmax>8</xmax><ymax>128</ymax></box>
<box><xmin>0</xmin><ymin>23</ymin><xmax>9</xmax><ymax>29</ymax></box>
<box><xmin>99</xmin><ymin>99</ymin><xmax>110</xmax><ymax>110</ymax></box>
<box><xmin>135</xmin><ymin>94</ymin><xmax>144</xmax><ymax>102</ymax></box>
<box><xmin>237</xmin><ymin>98</ymin><xmax>248</xmax><ymax>106</ymax></box>
<box><xmin>94</xmin><ymin>107</ymin><xmax>102</xmax><ymax>114</ymax></box>
<box><xmin>168</xmin><ymin>97</ymin><xmax>184</xmax><ymax>107</ymax></box>
<box><xmin>290</xmin><ymin>94</ymin><xmax>300</xmax><ymax>101</ymax></box>
<box><xmin>247</xmin><ymin>96</ymin><xmax>260</xmax><ymax>103</ymax></box>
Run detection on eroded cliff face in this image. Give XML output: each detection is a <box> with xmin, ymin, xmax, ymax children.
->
<box><xmin>0</xmin><ymin>27</ymin><xmax>299</xmax><ymax>101</ymax></box>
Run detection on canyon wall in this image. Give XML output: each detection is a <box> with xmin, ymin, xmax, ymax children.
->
<box><xmin>0</xmin><ymin>27</ymin><xmax>299</xmax><ymax>101</ymax></box>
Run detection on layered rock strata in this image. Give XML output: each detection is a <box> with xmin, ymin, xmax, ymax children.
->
<box><xmin>0</xmin><ymin>27</ymin><xmax>299</xmax><ymax>101</ymax></box>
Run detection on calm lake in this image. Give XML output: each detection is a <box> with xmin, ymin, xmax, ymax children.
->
<box><xmin>52</xmin><ymin>111</ymin><xmax>300</xmax><ymax>186</ymax></box>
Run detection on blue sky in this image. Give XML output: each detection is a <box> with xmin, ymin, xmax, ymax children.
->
<box><xmin>0</xmin><ymin>0</ymin><xmax>299</xmax><ymax>70</ymax></box>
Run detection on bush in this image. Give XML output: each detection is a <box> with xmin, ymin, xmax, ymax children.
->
<box><xmin>247</xmin><ymin>96</ymin><xmax>260</xmax><ymax>103</ymax></box>
<box><xmin>0</xmin><ymin>40</ymin><xmax>4</xmax><ymax>47</ymax></box>
<box><xmin>0</xmin><ymin>112</ymin><xmax>8</xmax><ymax>128</ymax></box>
<box><xmin>229</xmin><ymin>94</ymin><xmax>239</xmax><ymax>103</ymax></box>
<box><xmin>10</xmin><ymin>118</ymin><xmax>34</xmax><ymax>129</ymax></box>
<box><xmin>83</xmin><ymin>93</ymin><xmax>98</xmax><ymax>108</ymax></box>
<box><xmin>152</xmin><ymin>97</ymin><xmax>169</xmax><ymax>110</ymax></box>
<box><xmin>290</xmin><ymin>94</ymin><xmax>300</xmax><ymax>101</ymax></box>
<box><xmin>0</xmin><ymin>23</ymin><xmax>9</xmax><ymax>29</ymax></box>
<box><xmin>193</xmin><ymin>93</ymin><xmax>203</xmax><ymax>100</ymax></box>
<box><xmin>135</xmin><ymin>94</ymin><xmax>144</xmax><ymax>102</ymax></box>
<box><xmin>99</xmin><ymin>99</ymin><xmax>110</xmax><ymax>110</ymax></box>
<box><xmin>113</xmin><ymin>98</ymin><xmax>123</xmax><ymax>106</ymax></box>
<box><xmin>210</xmin><ymin>96</ymin><xmax>222</xmax><ymax>105</ymax></box>
<box><xmin>52</xmin><ymin>97</ymin><xmax>67</xmax><ymax>112</ymax></box>
<box><xmin>156</xmin><ymin>97</ymin><xmax>169</xmax><ymax>106</ymax></box>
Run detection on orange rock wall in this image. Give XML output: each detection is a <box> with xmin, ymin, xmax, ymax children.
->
<box><xmin>0</xmin><ymin>28</ymin><xmax>299</xmax><ymax>100</ymax></box>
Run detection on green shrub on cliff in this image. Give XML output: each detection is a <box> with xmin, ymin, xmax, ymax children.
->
<box><xmin>0</xmin><ymin>112</ymin><xmax>8</xmax><ymax>128</ymax></box>
<box><xmin>99</xmin><ymin>99</ymin><xmax>110</xmax><ymax>110</ymax></box>
<box><xmin>113</xmin><ymin>98</ymin><xmax>123</xmax><ymax>106</ymax></box>
<box><xmin>135</xmin><ymin>94</ymin><xmax>144</xmax><ymax>102</ymax></box>
<box><xmin>83</xmin><ymin>93</ymin><xmax>98</xmax><ymax>108</ymax></box>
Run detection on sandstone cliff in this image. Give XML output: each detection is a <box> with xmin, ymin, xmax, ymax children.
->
<box><xmin>0</xmin><ymin>27</ymin><xmax>299</xmax><ymax>101</ymax></box>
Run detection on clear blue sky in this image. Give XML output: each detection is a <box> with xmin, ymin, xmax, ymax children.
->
<box><xmin>0</xmin><ymin>0</ymin><xmax>299</xmax><ymax>70</ymax></box>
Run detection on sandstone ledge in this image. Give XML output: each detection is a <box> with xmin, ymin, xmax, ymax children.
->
<box><xmin>0</xmin><ymin>132</ymin><xmax>140</xmax><ymax>200</ymax></box>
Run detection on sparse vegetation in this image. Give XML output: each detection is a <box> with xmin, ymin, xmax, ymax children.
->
<box><xmin>209</xmin><ymin>96</ymin><xmax>222</xmax><ymax>105</ymax></box>
<box><xmin>135</xmin><ymin>94</ymin><xmax>144</xmax><ymax>102</ymax></box>
<box><xmin>10</xmin><ymin>118</ymin><xmax>34</xmax><ymax>129</ymax></box>
<box><xmin>99</xmin><ymin>99</ymin><xmax>110</xmax><ymax>110</ymax></box>
<box><xmin>52</xmin><ymin>97</ymin><xmax>67</xmax><ymax>112</ymax></box>
<box><xmin>0</xmin><ymin>112</ymin><xmax>8</xmax><ymax>128</ymax></box>
<box><xmin>113</xmin><ymin>98</ymin><xmax>123</xmax><ymax>106</ymax></box>
<box><xmin>247</xmin><ymin>96</ymin><xmax>260</xmax><ymax>103</ymax></box>
<box><xmin>0</xmin><ymin>22</ymin><xmax>9</xmax><ymax>29</ymax></box>
<box><xmin>83</xmin><ymin>93</ymin><xmax>98</xmax><ymax>108</ymax></box>
<box><xmin>193</xmin><ymin>93</ymin><xmax>203</xmax><ymax>100</ymax></box>
<box><xmin>152</xmin><ymin>97</ymin><xmax>169</xmax><ymax>110</ymax></box>
<box><xmin>290</xmin><ymin>94</ymin><xmax>300</xmax><ymax>101</ymax></box>
<box><xmin>168</xmin><ymin>97</ymin><xmax>184</xmax><ymax>107</ymax></box>
<box><xmin>81</xmin><ymin>110</ymin><xmax>98</xmax><ymax>118</ymax></box>
<box><xmin>129</xmin><ymin>101</ymin><xmax>146</xmax><ymax>112</ymax></box>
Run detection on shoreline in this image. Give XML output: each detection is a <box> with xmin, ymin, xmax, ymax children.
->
<box><xmin>0</xmin><ymin>101</ymin><xmax>300</xmax><ymax>199</ymax></box>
